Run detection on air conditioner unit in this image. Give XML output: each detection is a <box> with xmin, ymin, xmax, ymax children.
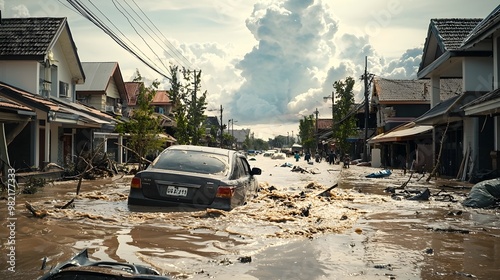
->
<box><xmin>105</xmin><ymin>105</ymin><xmax>115</xmax><ymax>113</ymax></box>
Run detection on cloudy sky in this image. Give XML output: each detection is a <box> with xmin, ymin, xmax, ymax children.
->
<box><xmin>2</xmin><ymin>0</ymin><xmax>499</xmax><ymax>139</ymax></box>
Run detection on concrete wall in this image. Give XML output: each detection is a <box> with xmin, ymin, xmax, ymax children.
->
<box><xmin>463</xmin><ymin>57</ymin><xmax>494</xmax><ymax>92</ymax></box>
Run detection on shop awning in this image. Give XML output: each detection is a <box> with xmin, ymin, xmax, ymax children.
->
<box><xmin>369</xmin><ymin>123</ymin><xmax>433</xmax><ymax>143</ymax></box>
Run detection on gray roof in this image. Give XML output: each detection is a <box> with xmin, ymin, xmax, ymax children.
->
<box><xmin>373</xmin><ymin>78</ymin><xmax>461</xmax><ymax>103</ymax></box>
<box><xmin>415</xmin><ymin>91</ymin><xmax>483</xmax><ymax>125</ymax></box>
<box><xmin>461</xmin><ymin>88</ymin><xmax>500</xmax><ymax>109</ymax></box>
<box><xmin>462</xmin><ymin>5</ymin><xmax>500</xmax><ymax>49</ymax></box>
<box><xmin>430</xmin><ymin>18</ymin><xmax>483</xmax><ymax>51</ymax></box>
<box><xmin>0</xmin><ymin>17</ymin><xmax>66</xmax><ymax>59</ymax></box>
<box><xmin>77</xmin><ymin>62</ymin><xmax>119</xmax><ymax>91</ymax></box>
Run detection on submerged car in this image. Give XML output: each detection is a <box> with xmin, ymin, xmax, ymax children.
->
<box><xmin>39</xmin><ymin>248</ymin><xmax>170</xmax><ymax>280</ymax></box>
<box><xmin>128</xmin><ymin>145</ymin><xmax>262</xmax><ymax>211</ymax></box>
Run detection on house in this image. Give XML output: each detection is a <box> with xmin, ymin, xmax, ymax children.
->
<box><xmin>76</xmin><ymin>62</ymin><xmax>130</xmax><ymax>163</ymax></box>
<box><xmin>0</xmin><ymin>96</ymin><xmax>35</xmax><ymax>175</ymax></box>
<box><xmin>151</xmin><ymin>90</ymin><xmax>175</xmax><ymax>130</ymax></box>
<box><xmin>459</xmin><ymin>7</ymin><xmax>500</xmax><ymax>173</ymax></box>
<box><xmin>0</xmin><ymin>16</ymin><xmax>100</xmax><ymax>171</ymax></box>
<box><xmin>368</xmin><ymin>78</ymin><xmax>461</xmax><ymax>169</ymax></box>
<box><xmin>76</xmin><ymin>62</ymin><xmax>127</xmax><ymax>116</ymax></box>
<box><xmin>416</xmin><ymin>6</ymin><xmax>500</xmax><ymax>177</ymax></box>
<box><xmin>204</xmin><ymin>115</ymin><xmax>221</xmax><ymax>146</ymax></box>
<box><xmin>232</xmin><ymin>129</ymin><xmax>250</xmax><ymax>150</ymax></box>
<box><xmin>124</xmin><ymin>81</ymin><xmax>140</xmax><ymax>117</ymax></box>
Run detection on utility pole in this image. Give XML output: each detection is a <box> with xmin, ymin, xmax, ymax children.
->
<box><xmin>219</xmin><ymin>104</ymin><xmax>223</xmax><ymax>148</ymax></box>
<box><xmin>192</xmin><ymin>70</ymin><xmax>197</xmax><ymax>145</ymax></box>
<box><xmin>331</xmin><ymin>89</ymin><xmax>335</xmax><ymax>149</ymax></box>
<box><xmin>361</xmin><ymin>56</ymin><xmax>373</xmax><ymax>162</ymax></box>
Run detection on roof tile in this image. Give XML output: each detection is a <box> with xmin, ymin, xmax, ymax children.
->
<box><xmin>431</xmin><ymin>18</ymin><xmax>483</xmax><ymax>51</ymax></box>
<box><xmin>373</xmin><ymin>78</ymin><xmax>462</xmax><ymax>103</ymax></box>
<box><xmin>0</xmin><ymin>17</ymin><xmax>65</xmax><ymax>58</ymax></box>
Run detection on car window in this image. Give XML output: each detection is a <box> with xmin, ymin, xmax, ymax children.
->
<box><xmin>239</xmin><ymin>157</ymin><xmax>251</xmax><ymax>175</ymax></box>
<box><xmin>151</xmin><ymin>149</ymin><xmax>229</xmax><ymax>175</ymax></box>
<box><xmin>232</xmin><ymin>158</ymin><xmax>243</xmax><ymax>179</ymax></box>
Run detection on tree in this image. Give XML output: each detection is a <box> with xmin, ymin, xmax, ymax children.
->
<box><xmin>332</xmin><ymin>76</ymin><xmax>357</xmax><ymax>156</ymax></box>
<box><xmin>299</xmin><ymin>114</ymin><xmax>316</xmax><ymax>152</ymax></box>
<box><xmin>168</xmin><ymin>65</ymin><xmax>207</xmax><ymax>145</ymax></box>
<box><xmin>115</xmin><ymin>70</ymin><xmax>164</xmax><ymax>170</ymax></box>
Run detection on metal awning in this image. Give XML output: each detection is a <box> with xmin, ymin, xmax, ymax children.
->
<box><xmin>369</xmin><ymin>123</ymin><xmax>433</xmax><ymax>143</ymax></box>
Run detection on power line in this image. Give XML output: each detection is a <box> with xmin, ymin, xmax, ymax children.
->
<box><xmin>127</xmin><ymin>0</ymin><xmax>195</xmax><ymax>70</ymax></box>
<box><xmin>110</xmin><ymin>0</ymin><xmax>170</xmax><ymax>73</ymax></box>
<box><xmin>67</xmin><ymin>0</ymin><xmax>171</xmax><ymax>80</ymax></box>
<box><xmin>66</xmin><ymin>0</ymin><xmax>197</xmax><ymax>80</ymax></box>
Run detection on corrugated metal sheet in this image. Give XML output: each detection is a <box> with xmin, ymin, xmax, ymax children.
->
<box><xmin>77</xmin><ymin>62</ymin><xmax>117</xmax><ymax>91</ymax></box>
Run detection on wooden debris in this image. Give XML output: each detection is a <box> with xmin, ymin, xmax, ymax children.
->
<box><xmin>25</xmin><ymin>201</ymin><xmax>48</xmax><ymax>218</ymax></box>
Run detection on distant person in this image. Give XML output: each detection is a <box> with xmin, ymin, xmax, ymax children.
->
<box><xmin>294</xmin><ymin>151</ymin><xmax>300</xmax><ymax>162</ymax></box>
<box><xmin>343</xmin><ymin>155</ymin><xmax>350</xmax><ymax>168</ymax></box>
<box><xmin>328</xmin><ymin>150</ymin><xmax>334</xmax><ymax>165</ymax></box>
<box><xmin>305</xmin><ymin>152</ymin><xmax>311</xmax><ymax>163</ymax></box>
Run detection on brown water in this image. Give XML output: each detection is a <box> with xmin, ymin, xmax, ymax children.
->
<box><xmin>1</xmin><ymin>158</ymin><xmax>499</xmax><ymax>279</ymax></box>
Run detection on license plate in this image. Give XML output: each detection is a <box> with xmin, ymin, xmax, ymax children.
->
<box><xmin>166</xmin><ymin>186</ymin><xmax>188</xmax><ymax>197</ymax></box>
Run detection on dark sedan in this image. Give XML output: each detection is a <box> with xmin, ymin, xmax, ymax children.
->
<box><xmin>128</xmin><ymin>145</ymin><xmax>262</xmax><ymax>211</ymax></box>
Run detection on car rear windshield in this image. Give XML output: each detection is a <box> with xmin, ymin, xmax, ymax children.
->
<box><xmin>151</xmin><ymin>149</ymin><xmax>229</xmax><ymax>175</ymax></box>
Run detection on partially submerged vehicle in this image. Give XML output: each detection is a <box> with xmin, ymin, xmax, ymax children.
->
<box><xmin>39</xmin><ymin>248</ymin><xmax>170</xmax><ymax>279</ymax></box>
<box><xmin>128</xmin><ymin>145</ymin><xmax>262</xmax><ymax>211</ymax></box>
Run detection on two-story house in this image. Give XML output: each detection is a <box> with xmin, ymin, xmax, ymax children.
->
<box><xmin>416</xmin><ymin>7</ymin><xmax>500</xmax><ymax>177</ymax></box>
<box><xmin>76</xmin><ymin>62</ymin><xmax>129</xmax><ymax>163</ymax></box>
<box><xmin>76</xmin><ymin>62</ymin><xmax>127</xmax><ymax>116</ymax></box>
<box><xmin>0</xmin><ymin>16</ymin><xmax>115</xmax><ymax>171</ymax></box>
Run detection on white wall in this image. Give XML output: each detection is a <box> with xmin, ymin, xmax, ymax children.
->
<box><xmin>0</xmin><ymin>60</ymin><xmax>39</xmax><ymax>93</ymax></box>
<box><xmin>463</xmin><ymin>57</ymin><xmax>494</xmax><ymax>92</ymax></box>
<box><xmin>52</xmin><ymin>42</ymin><xmax>76</xmax><ymax>101</ymax></box>
<box><xmin>106</xmin><ymin>78</ymin><xmax>120</xmax><ymax>99</ymax></box>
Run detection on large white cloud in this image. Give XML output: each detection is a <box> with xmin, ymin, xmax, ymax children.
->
<box><xmin>3</xmin><ymin>0</ymin><xmax>428</xmax><ymax>140</ymax></box>
<box><xmin>228</xmin><ymin>0</ymin><xmax>339</xmax><ymax>124</ymax></box>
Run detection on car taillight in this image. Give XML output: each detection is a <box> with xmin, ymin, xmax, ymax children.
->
<box><xmin>216</xmin><ymin>186</ymin><xmax>235</xmax><ymax>198</ymax></box>
<box><xmin>130</xmin><ymin>177</ymin><xmax>141</xmax><ymax>189</ymax></box>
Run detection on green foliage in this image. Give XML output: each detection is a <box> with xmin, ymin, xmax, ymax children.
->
<box><xmin>115</xmin><ymin>70</ymin><xmax>164</xmax><ymax>170</ymax></box>
<box><xmin>241</xmin><ymin>133</ymin><xmax>268</xmax><ymax>151</ymax></box>
<box><xmin>221</xmin><ymin>133</ymin><xmax>235</xmax><ymax>148</ymax></box>
<box><xmin>332</xmin><ymin>76</ymin><xmax>357</xmax><ymax>155</ymax></box>
<box><xmin>268</xmin><ymin>135</ymin><xmax>288</xmax><ymax>148</ymax></box>
<box><xmin>252</xmin><ymin>138</ymin><xmax>269</xmax><ymax>151</ymax></box>
<box><xmin>168</xmin><ymin>65</ymin><xmax>207</xmax><ymax>145</ymax></box>
<box><xmin>299</xmin><ymin>115</ymin><xmax>316</xmax><ymax>152</ymax></box>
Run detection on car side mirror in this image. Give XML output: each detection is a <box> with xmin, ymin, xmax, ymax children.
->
<box><xmin>250</xmin><ymin>167</ymin><xmax>262</xmax><ymax>175</ymax></box>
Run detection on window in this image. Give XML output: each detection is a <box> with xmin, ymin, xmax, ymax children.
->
<box><xmin>59</xmin><ymin>81</ymin><xmax>69</xmax><ymax>97</ymax></box>
<box><xmin>152</xmin><ymin>150</ymin><xmax>229</xmax><ymax>175</ymax></box>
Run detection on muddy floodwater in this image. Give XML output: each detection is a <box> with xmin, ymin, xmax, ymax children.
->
<box><xmin>1</xmin><ymin>155</ymin><xmax>499</xmax><ymax>279</ymax></box>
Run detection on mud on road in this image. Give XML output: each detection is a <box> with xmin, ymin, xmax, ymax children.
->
<box><xmin>1</xmin><ymin>156</ymin><xmax>499</xmax><ymax>279</ymax></box>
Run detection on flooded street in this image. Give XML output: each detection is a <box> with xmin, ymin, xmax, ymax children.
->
<box><xmin>1</xmin><ymin>155</ymin><xmax>500</xmax><ymax>279</ymax></box>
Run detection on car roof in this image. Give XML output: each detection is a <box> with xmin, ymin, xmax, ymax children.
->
<box><xmin>167</xmin><ymin>145</ymin><xmax>236</xmax><ymax>156</ymax></box>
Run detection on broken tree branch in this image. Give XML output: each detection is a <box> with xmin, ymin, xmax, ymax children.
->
<box><xmin>427</xmin><ymin>120</ymin><xmax>450</xmax><ymax>182</ymax></box>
